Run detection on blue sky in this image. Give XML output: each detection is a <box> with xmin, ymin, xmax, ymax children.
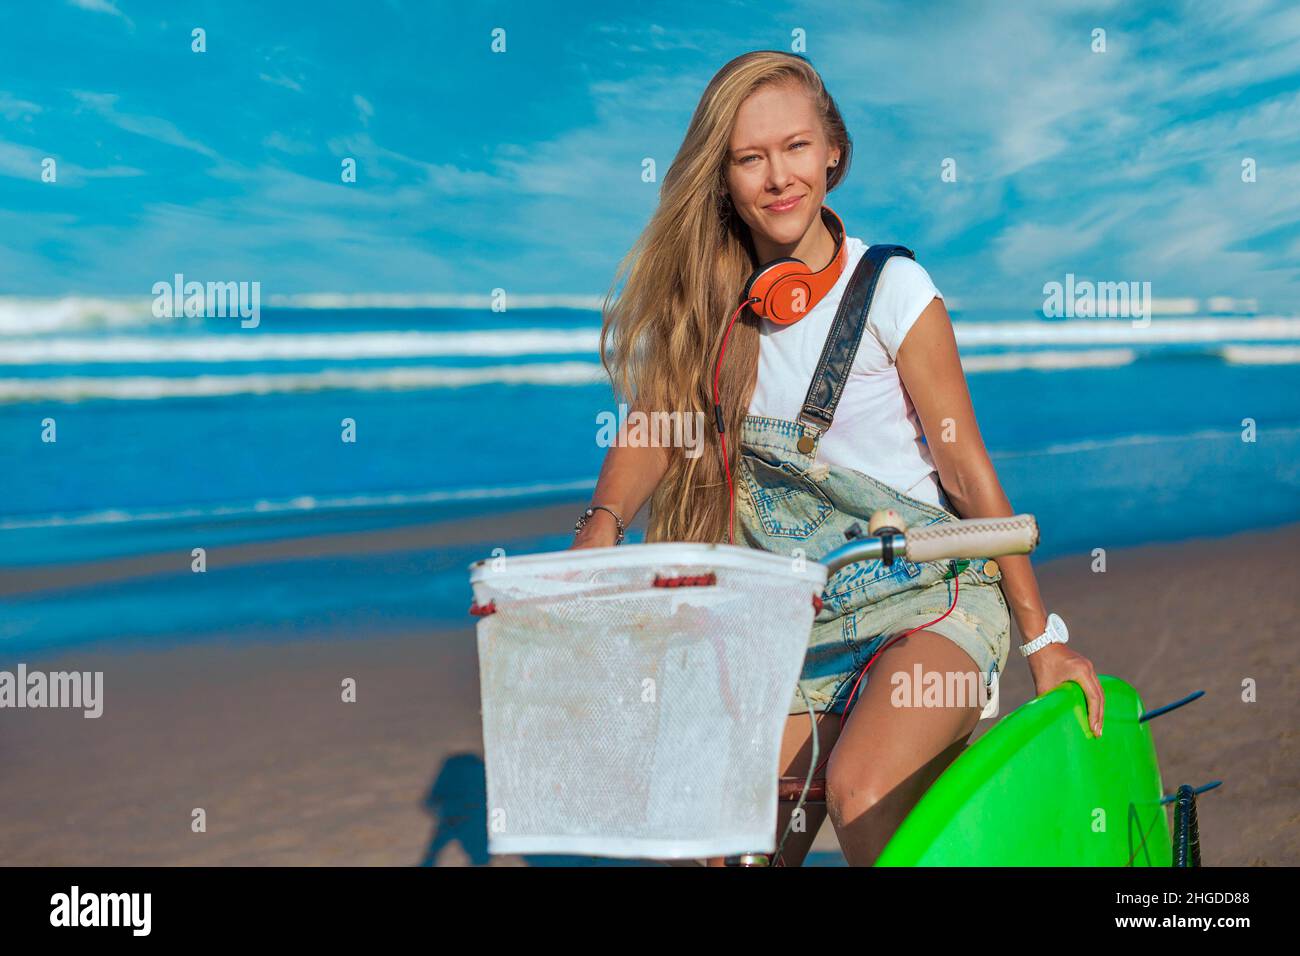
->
<box><xmin>1</xmin><ymin>0</ymin><xmax>1298</xmax><ymax>313</ymax></box>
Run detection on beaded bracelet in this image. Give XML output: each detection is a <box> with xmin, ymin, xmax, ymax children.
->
<box><xmin>574</xmin><ymin>504</ymin><xmax>625</xmax><ymax>545</ymax></box>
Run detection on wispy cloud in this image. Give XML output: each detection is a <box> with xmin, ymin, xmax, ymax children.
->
<box><xmin>70</xmin><ymin>90</ymin><xmax>218</xmax><ymax>159</ymax></box>
<box><xmin>323</xmin><ymin>130</ymin><xmax>499</xmax><ymax>194</ymax></box>
<box><xmin>353</xmin><ymin>94</ymin><xmax>374</xmax><ymax>128</ymax></box>
<box><xmin>66</xmin><ymin>0</ymin><xmax>133</xmax><ymax>29</ymax></box>
<box><xmin>0</xmin><ymin>93</ymin><xmax>42</xmax><ymax>121</ymax></box>
<box><xmin>0</xmin><ymin>141</ymin><xmax>143</xmax><ymax>183</ymax></box>
<box><xmin>263</xmin><ymin>131</ymin><xmax>313</xmax><ymax>155</ymax></box>
<box><xmin>259</xmin><ymin>72</ymin><xmax>304</xmax><ymax>93</ymax></box>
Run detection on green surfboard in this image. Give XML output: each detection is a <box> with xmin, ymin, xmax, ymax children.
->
<box><xmin>875</xmin><ymin>675</ymin><xmax>1173</xmax><ymax>866</ymax></box>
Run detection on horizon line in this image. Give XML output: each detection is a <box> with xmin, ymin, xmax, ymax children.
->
<box><xmin>0</xmin><ymin>292</ymin><xmax>1272</xmax><ymax>316</ymax></box>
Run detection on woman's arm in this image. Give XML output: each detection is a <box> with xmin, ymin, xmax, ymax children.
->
<box><xmin>570</xmin><ymin>425</ymin><xmax>671</xmax><ymax>549</ymax></box>
<box><xmin>895</xmin><ymin>297</ymin><xmax>1104</xmax><ymax>735</ymax></box>
<box><xmin>896</xmin><ymin>298</ymin><xmax>1045</xmax><ymax>638</ymax></box>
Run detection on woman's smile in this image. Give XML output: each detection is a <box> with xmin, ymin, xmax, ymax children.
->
<box><xmin>766</xmin><ymin>194</ymin><xmax>804</xmax><ymax>214</ymax></box>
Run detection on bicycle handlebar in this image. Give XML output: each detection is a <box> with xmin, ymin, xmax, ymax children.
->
<box><xmin>817</xmin><ymin>513</ymin><xmax>1039</xmax><ymax>576</ymax></box>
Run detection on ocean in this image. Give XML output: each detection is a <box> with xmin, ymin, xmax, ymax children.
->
<box><xmin>2</xmin><ymin>300</ymin><xmax>1298</xmax><ymax>660</ymax></box>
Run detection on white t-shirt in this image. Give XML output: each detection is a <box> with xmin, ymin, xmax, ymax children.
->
<box><xmin>747</xmin><ymin>235</ymin><xmax>946</xmax><ymax>506</ymax></box>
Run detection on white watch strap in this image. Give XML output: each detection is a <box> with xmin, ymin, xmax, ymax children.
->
<box><xmin>1020</xmin><ymin>612</ymin><xmax>1068</xmax><ymax>657</ymax></box>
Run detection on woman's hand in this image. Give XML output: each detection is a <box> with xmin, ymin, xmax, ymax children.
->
<box><xmin>569</xmin><ymin>509</ymin><xmax>620</xmax><ymax>550</ymax></box>
<box><xmin>1026</xmin><ymin>643</ymin><xmax>1105</xmax><ymax>737</ymax></box>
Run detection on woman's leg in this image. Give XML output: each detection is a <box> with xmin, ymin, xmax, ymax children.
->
<box><xmin>702</xmin><ymin>709</ymin><xmax>843</xmax><ymax>867</ymax></box>
<box><xmin>769</xmin><ymin>710</ymin><xmax>843</xmax><ymax>866</ymax></box>
<box><xmin>824</xmin><ymin>630</ymin><xmax>984</xmax><ymax>866</ymax></box>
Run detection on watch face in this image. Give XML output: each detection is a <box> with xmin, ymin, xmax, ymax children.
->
<box><xmin>1048</xmin><ymin>613</ymin><xmax>1068</xmax><ymax>642</ymax></box>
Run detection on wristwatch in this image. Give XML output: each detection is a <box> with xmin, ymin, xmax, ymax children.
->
<box><xmin>1020</xmin><ymin>612</ymin><xmax>1068</xmax><ymax>657</ymax></box>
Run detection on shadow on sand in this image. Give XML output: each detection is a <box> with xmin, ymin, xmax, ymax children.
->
<box><xmin>418</xmin><ymin>753</ymin><xmax>663</xmax><ymax>867</ymax></box>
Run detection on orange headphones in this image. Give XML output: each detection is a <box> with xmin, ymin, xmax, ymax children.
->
<box><xmin>741</xmin><ymin>204</ymin><xmax>848</xmax><ymax>324</ymax></box>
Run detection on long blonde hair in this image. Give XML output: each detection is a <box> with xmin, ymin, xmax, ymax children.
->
<box><xmin>598</xmin><ymin>51</ymin><xmax>852</xmax><ymax>543</ymax></box>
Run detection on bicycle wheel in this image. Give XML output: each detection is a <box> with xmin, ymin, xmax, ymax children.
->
<box><xmin>1172</xmin><ymin>784</ymin><xmax>1201</xmax><ymax>867</ymax></box>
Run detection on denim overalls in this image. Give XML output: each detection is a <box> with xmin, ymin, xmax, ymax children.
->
<box><xmin>734</xmin><ymin>246</ymin><xmax>1012</xmax><ymax>716</ymax></box>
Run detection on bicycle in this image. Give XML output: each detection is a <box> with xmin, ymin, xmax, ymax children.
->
<box><xmin>471</xmin><ymin>507</ymin><xmax>1208</xmax><ymax>867</ymax></box>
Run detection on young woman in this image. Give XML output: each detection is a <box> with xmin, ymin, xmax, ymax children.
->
<box><xmin>570</xmin><ymin>50</ymin><xmax>1103</xmax><ymax>866</ymax></box>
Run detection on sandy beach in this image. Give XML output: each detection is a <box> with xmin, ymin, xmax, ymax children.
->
<box><xmin>1</xmin><ymin>505</ymin><xmax>1296</xmax><ymax>866</ymax></box>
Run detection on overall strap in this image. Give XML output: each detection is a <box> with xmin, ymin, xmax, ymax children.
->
<box><xmin>795</xmin><ymin>243</ymin><xmax>915</xmax><ymax>454</ymax></box>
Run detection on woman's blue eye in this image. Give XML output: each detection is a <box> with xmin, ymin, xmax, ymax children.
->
<box><xmin>740</xmin><ymin>142</ymin><xmax>811</xmax><ymax>164</ymax></box>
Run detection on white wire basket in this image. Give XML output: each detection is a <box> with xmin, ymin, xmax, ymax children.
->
<box><xmin>469</xmin><ymin>542</ymin><xmax>827</xmax><ymax>860</ymax></box>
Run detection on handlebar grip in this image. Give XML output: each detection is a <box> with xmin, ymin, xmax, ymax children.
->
<box><xmin>905</xmin><ymin>514</ymin><xmax>1039</xmax><ymax>563</ymax></box>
